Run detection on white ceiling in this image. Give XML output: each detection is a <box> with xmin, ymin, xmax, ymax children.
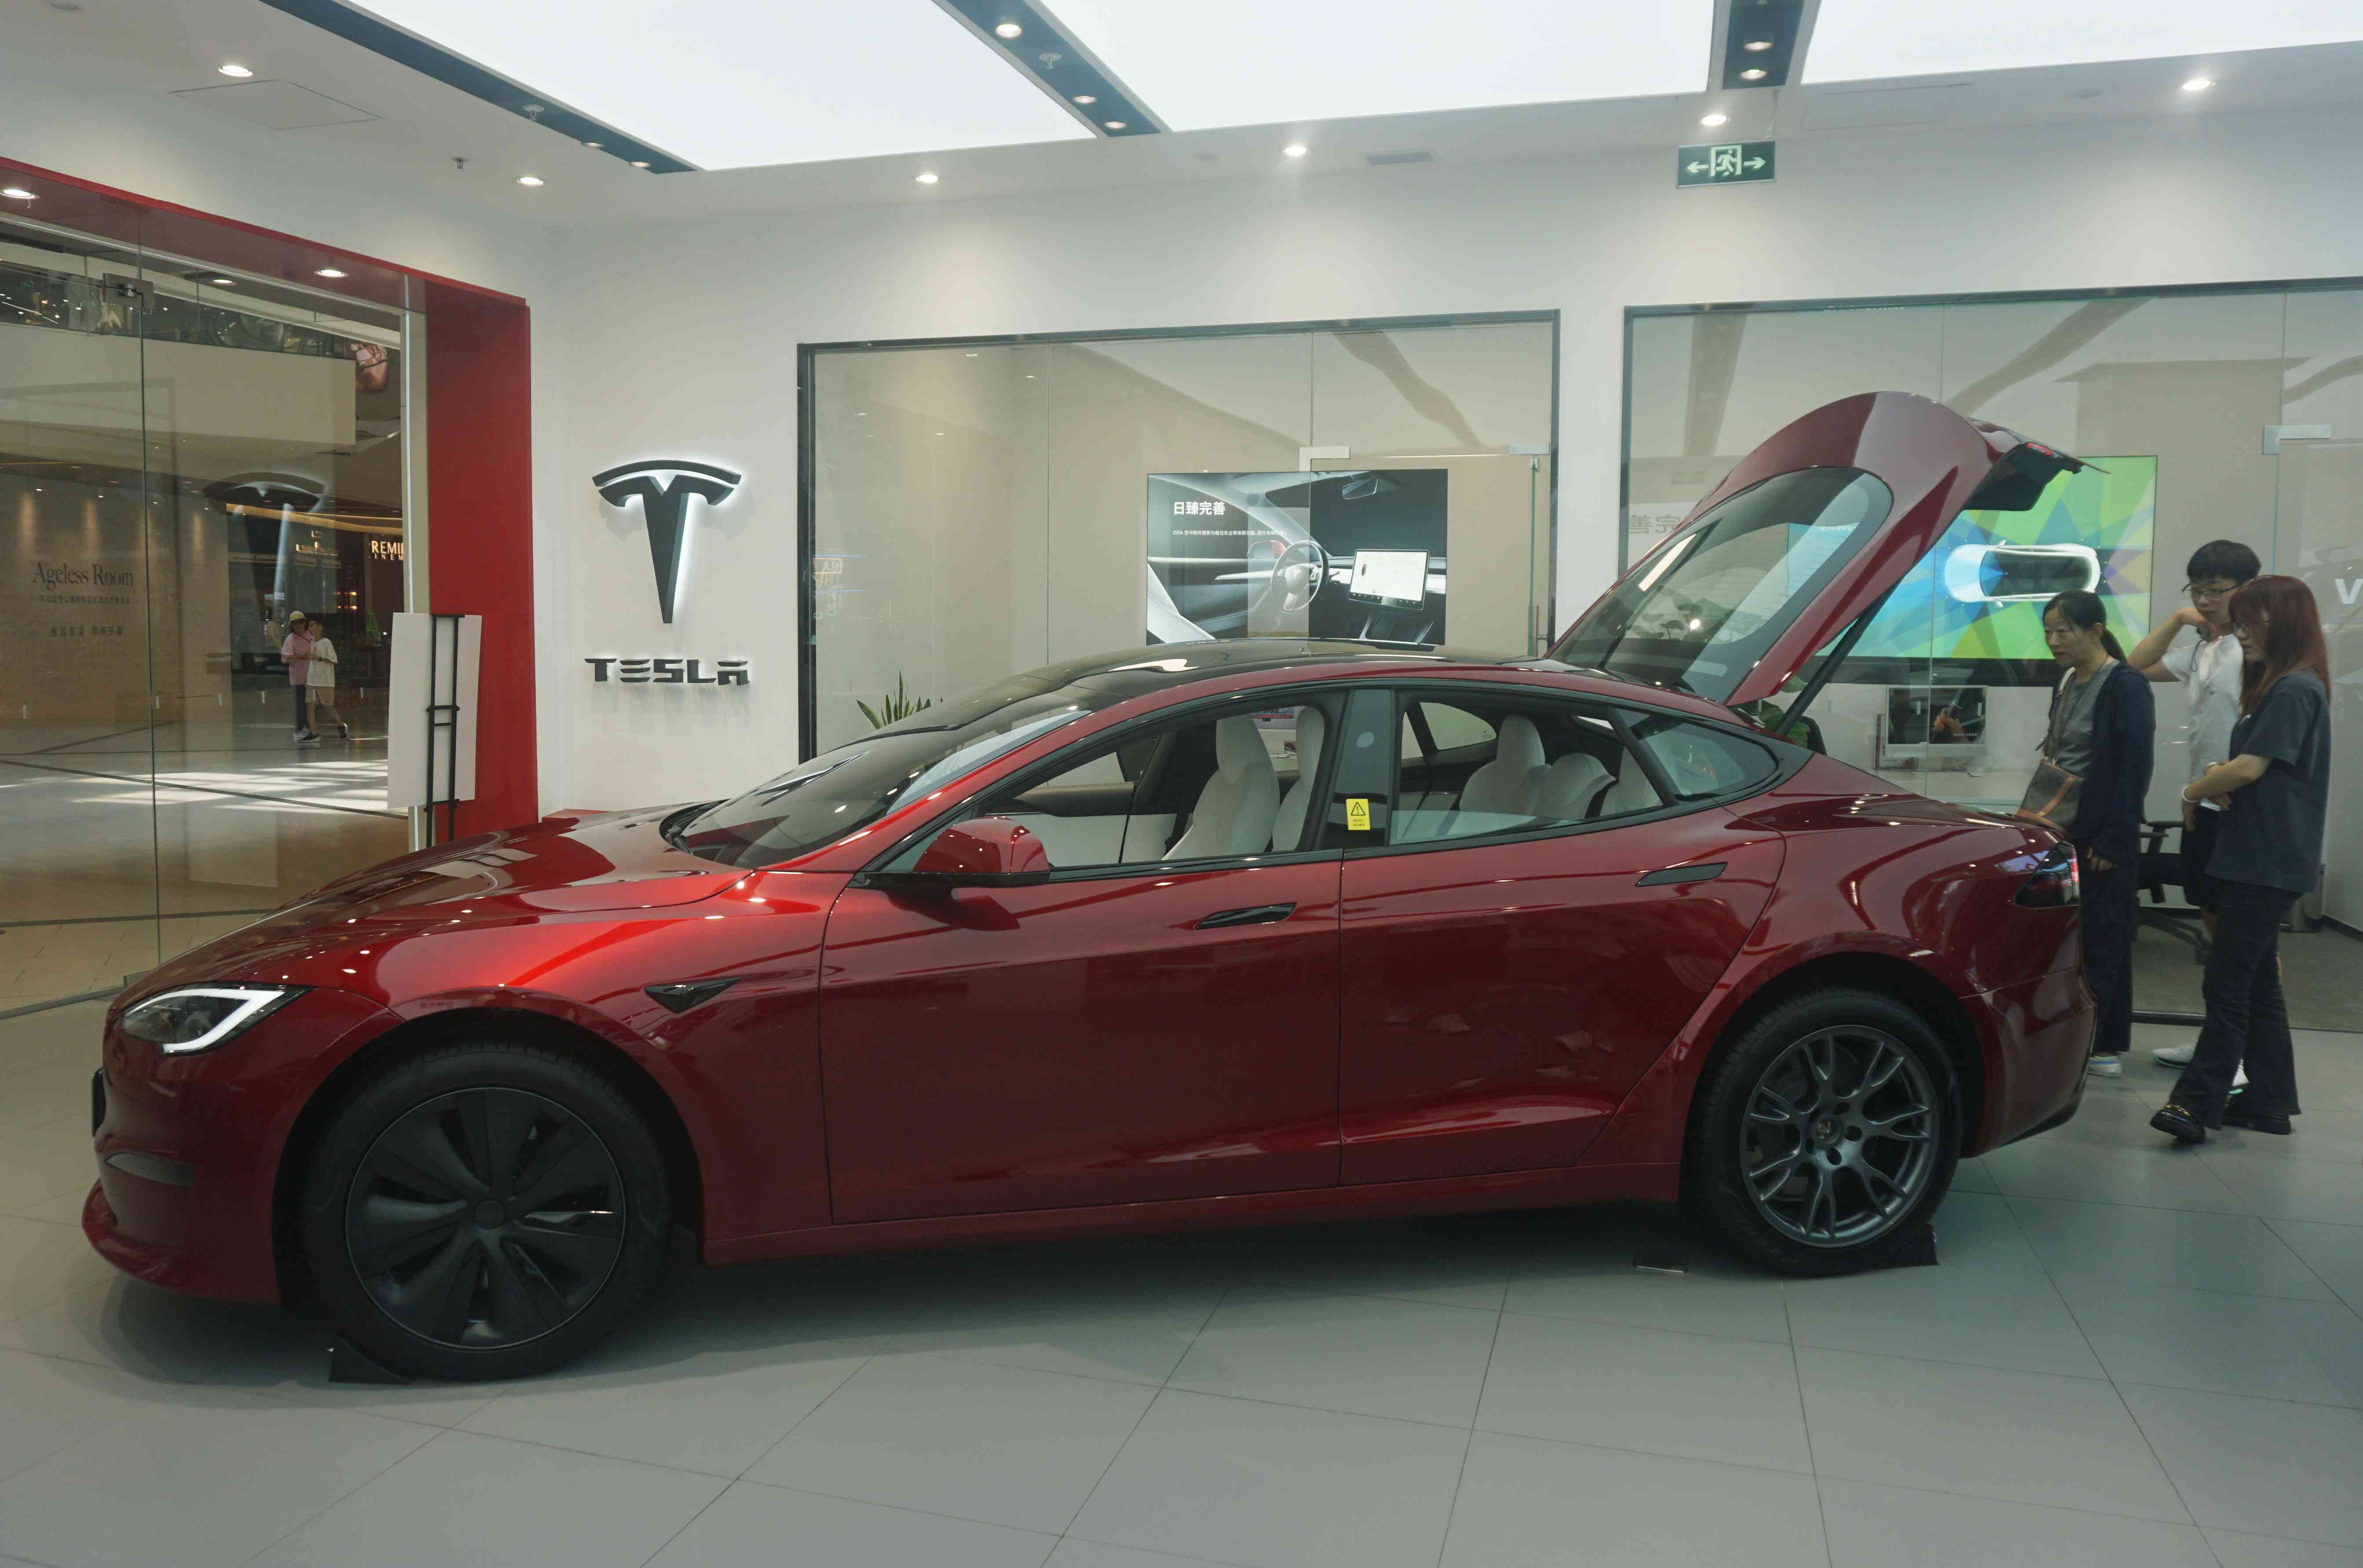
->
<box><xmin>337</xmin><ymin>0</ymin><xmax>1092</xmax><ymax>169</ymax></box>
<box><xmin>9</xmin><ymin>0</ymin><xmax>2363</xmax><ymax>227</ymax></box>
<box><xmin>1040</xmin><ymin>0</ymin><xmax>1714</xmax><ymax>131</ymax></box>
<box><xmin>1807</xmin><ymin>0</ymin><xmax>2363</xmax><ymax>84</ymax></box>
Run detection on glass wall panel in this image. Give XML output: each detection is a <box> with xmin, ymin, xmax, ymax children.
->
<box><xmin>808</xmin><ymin>318</ymin><xmax>1556</xmax><ymax>756</ymax></box>
<box><xmin>0</xmin><ymin>215</ymin><xmax>410</xmax><ymax>1010</ymax></box>
<box><xmin>1627</xmin><ymin>284</ymin><xmax>2363</xmax><ymax>1031</ymax></box>
<box><xmin>2273</xmin><ymin>289</ymin><xmax>2363</xmax><ymax>1029</ymax></box>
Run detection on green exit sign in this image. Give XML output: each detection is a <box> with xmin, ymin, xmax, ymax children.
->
<box><xmin>1677</xmin><ymin>140</ymin><xmax>1775</xmax><ymax>187</ymax></box>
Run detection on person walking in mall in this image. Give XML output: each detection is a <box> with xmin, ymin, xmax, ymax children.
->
<box><xmin>279</xmin><ymin>612</ymin><xmax>317</xmax><ymax>743</ymax></box>
<box><xmin>2039</xmin><ymin>590</ymin><xmax>2154</xmax><ymax>1080</ymax></box>
<box><xmin>305</xmin><ymin>623</ymin><xmax>350</xmax><ymax>740</ymax></box>
<box><xmin>2152</xmin><ymin>575</ymin><xmax>2332</xmax><ymax>1143</ymax></box>
<box><xmin>2128</xmin><ymin>540</ymin><xmax>2259</xmax><ymax>1071</ymax></box>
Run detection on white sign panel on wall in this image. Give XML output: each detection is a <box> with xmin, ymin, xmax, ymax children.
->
<box><xmin>385</xmin><ymin>612</ymin><xmax>482</xmax><ymax>811</ymax></box>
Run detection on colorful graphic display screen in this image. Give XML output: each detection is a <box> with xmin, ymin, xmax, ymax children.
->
<box><xmin>1848</xmin><ymin>456</ymin><xmax>2154</xmax><ymax>668</ymax></box>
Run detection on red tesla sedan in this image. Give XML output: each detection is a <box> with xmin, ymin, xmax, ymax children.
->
<box><xmin>86</xmin><ymin>392</ymin><xmax>2092</xmax><ymax>1380</ymax></box>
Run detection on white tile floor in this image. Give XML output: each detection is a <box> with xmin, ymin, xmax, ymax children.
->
<box><xmin>3</xmin><ymin>1003</ymin><xmax>2361</xmax><ymax>1568</ymax></box>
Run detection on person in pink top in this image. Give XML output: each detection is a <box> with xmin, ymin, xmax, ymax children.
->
<box><xmin>280</xmin><ymin>613</ymin><xmax>317</xmax><ymax>742</ymax></box>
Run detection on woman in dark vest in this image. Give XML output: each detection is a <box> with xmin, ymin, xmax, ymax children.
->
<box><xmin>2039</xmin><ymin>590</ymin><xmax>2154</xmax><ymax>1079</ymax></box>
<box><xmin>2154</xmin><ymin>576</ymin><xmax>2333</xmax><ymax>1142</ymax></box>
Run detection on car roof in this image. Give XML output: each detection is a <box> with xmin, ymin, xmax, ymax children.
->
<box><xmin>1050</xmin><ymin>640</ymin><xmax>1755</xmax><ymax>729</ymax></box>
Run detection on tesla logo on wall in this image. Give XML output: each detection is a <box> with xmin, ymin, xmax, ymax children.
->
<box><xmin>591</xmin><ymin>459</ymin><xmax>742</xmax><ymax>624</ymax></box>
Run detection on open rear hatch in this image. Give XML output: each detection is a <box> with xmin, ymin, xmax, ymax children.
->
<box><xmin>1552</xmin><ymin>392</ymin><xmax>2090</xmax><ymax>711</ymax></box>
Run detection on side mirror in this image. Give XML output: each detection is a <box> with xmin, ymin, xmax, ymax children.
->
<box><xmin>876</xmin><ymin>817</ymin><xmax>1052</xmax><ymax>890</ymax></box>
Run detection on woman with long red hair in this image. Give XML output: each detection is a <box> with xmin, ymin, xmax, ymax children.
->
<box><xmin>2153</xmin><ymin>575</ymin><xmax>2334</xmax><ymax>1143</ymax></box>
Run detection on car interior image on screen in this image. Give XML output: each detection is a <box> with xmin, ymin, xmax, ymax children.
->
<box><xmin>1146</xmin><ymin>470</ymin><xmax>1448</xmax><ymax>645</ymax></box>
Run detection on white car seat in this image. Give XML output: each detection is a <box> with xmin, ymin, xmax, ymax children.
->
<box><xmin>1166</xmin><ymin>716</ymin><xmax>1281</xmax><ymax>859</ymax></box>
<box><xmin>1456</xmin><ymin>714</ymin><xmax>1548</xmax><ymax>818</ymax></box>
<box><xmin>1600</xmin><ymin>759</ymin><xmax>1663</xmax><ymax>816</ymax></box>
<box><xmin>1536</xmin><ymin>752</ymin><xmax>1612</xmax><ymax>821</ymax></box>
<box><xmin>1269</xmin><ymin>707</ymin><xmax>1326</xmax><ymax>852</ymax></box>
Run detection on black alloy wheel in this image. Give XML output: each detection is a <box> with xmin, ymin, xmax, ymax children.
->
<box><xmin>303</xmin><ymin>1044</ymin><xmax>671</xmax><ymax>1381</ymax></box>
<box><xmin>1689</xmin><ymin>987</ymin><xmax>1960</xmax><ymax>1275</ymax></box>
<box><xmin>345</xmin><ymin>1087</ymin><xmax>626</xmax><ymax>1349</ymax></box>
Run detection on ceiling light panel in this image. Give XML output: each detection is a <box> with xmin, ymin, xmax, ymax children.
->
<box><xmin>1806</xmin><ymin>0</ymin><xmax>2363</xmax><ymax>81</ymax></box>
<box><xmin>330</xmin><ymin>0</ymin><xmax>1093</xmax><ymax>169</ymax></box>
<box><xmin>1040</xmin><ymin>0</ymin><xmax>1714</xmax><ymax>130</ymax></box>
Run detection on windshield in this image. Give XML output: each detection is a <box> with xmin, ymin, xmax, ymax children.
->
<box><xmin>1552</xmin><ymin>468</ymin><xmax>1892</xmax><ymax>703</ymax></box>
<box><xmin>676</xmin><ymin>685</ymin><xmax>1123</xmax><ymax>868</ymax></box>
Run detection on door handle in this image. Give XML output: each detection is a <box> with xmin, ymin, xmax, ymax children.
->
<box><xmin>1195</xmin><ymin>902</ymin><xmax>1297</xmax><ymax>930</ymax></box>
<box><xmin>1636</xmin><ymin>861</ymin><xmax>1725</xmax><ymax>887</ymax></box>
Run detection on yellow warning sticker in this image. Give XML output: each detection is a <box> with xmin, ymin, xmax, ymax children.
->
<box><xmin>1346</xmin><ymin>797</ymin><xmax>1373</xmax><ymax>832</ymax></box>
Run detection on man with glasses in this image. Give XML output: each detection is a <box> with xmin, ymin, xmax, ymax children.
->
<box><xmin>2129</xmin><ymin>540</ymin><xmax>2260</xmax><ymax>1068</ymax></box>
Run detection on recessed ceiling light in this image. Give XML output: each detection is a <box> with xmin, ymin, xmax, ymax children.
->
<box><xmin>1743</xmin><ymin>38</ymin><xmax>1772</xmax><ymax>51</ymax></box>
<box><xmin>2181</xmin><ymin>76</ymin><xmax>2213</xmax><ymax>91</ymax></box>
<box><xmin>964</xmin><ymin>351</ymin><xmax>978</xmax><ymax>356</ymax></box>
<box><xmin>630</xmin><ymin>160</ymin><xmax>650</xmax><ymax>168</ymax></box>
<box><xmin>1073</xmin><ymin>94</ymin><xmax>1097</xmax><ymax>104</ymax></box>
<box><xmin>315</xmin><ymin>267</ymin><xmax>346</xmax><ymax>278</ymax></box>
<box><xmin>916</xmin><ymin>171</ymin><xmax>939</xmax><ymax>183</ymax></box>
<box><xmin>1700</xmin><ymin>112</ymin><xmax>1729</xmax><ymax>126</ymax></box>
<box><xmin>516</xmin><ymin>174</ymin><xmax>544</xmax><ymax>186</ymax></box>
<box><xmin>994</xmin><ymin>20</ymin><xmax>1022</xmax><ymax>37</ymax></box>
<box><xmin>218</xmin><ymin>62</ymin><xmax>254</xmax><ymax>77</ymax></box>
<box><xmin>1740</xmin><ymin>67</ymin><xmax>1766</xmax><ymax>80</ymax></box>
<box><xmin>209</xmin><ymin>276</ymin><xmax>235</xmax><ymax>286</ymax></box>
<box><xmin>1103</xmin><ymin>119</ymin><xmax>1127</xmax><ymax>129</ymax></box>
<box><xmin>1282</xmin><ymin>143</ymin><xmax>1308</xmax><ymax>157</ymax></box>
<box><xmin>584</xmin><ymin>140</ymin><xmax>603</xmax><ymax>148</ymax></box>
<box><xmin>0</xmin><ymin>187</ymin><xmax>34</xmax><ymax>201</ymax></box>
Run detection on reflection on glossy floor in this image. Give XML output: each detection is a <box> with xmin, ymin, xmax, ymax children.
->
<box><xmin>0</xmin><ymin>713</ymin><xmax>402</xmax><ymax>1010</ymax></box>
<box><xmin>3</xmin><ymin>1009</ymin><xmax>2361</xmax><ymax>1568</ymax></box>
<box><xmin>2131</xmin><ymin>921</ymin><xmax>2363</xmax><ymax>1034</ymax></box>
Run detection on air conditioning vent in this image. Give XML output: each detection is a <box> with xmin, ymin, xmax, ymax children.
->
<box><xmin>1365</xmin><ymin>149</ymin><xmax>1433</xmax><ymax>166</ymax></box>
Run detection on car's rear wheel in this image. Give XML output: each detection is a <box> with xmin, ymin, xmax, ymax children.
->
<box><xmin>1689</xmin><ymin>987</ymin><xmax>1960</xmax><ymax>1275</ymax></box>
<box><xmin>300</xmin><ymin>1044</ymin><xmax>671</xmax><ymax>1381</ymax></box>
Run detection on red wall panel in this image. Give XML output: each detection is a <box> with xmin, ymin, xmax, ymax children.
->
<box><xmin>422</xmin><ymin>282</ymin><xmax>538</xmax><ymax>834</ymax></box>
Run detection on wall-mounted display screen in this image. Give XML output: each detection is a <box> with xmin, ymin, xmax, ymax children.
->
<box><xmin>1145</xmin><ymin>469</ymin><xmax>1449</xmax><ymax>645</ymax></box>
<box><xmin>1847</xmin><ymin>456</ymin><xmax>2154</xmax><ymax>672</ymax></box>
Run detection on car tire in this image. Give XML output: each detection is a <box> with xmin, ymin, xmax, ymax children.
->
<box><xmin>1687</xmin><ymin>987</ymin><xmax>1960</xmax><ymax>1276</ymax></box>
<box><xmin>299</xmin><ymin>1042</ymin><xmax>672</xmax><ymax>1381</ymax></box>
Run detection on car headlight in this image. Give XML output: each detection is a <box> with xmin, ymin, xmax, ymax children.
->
<box><xmin>120</xmin><ymin>985</ymin><xmax>308</xmax><ymax>1055</ymax></box>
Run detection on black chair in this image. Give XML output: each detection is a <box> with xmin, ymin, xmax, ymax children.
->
<box><xmin>2136</xmin><ymin>818</ymin><xmax>2207</xmax><ymax>963</ymax></box>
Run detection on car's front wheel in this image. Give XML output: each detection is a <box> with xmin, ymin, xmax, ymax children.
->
<box><xmin>1689</xmin><ymin>987</ymin><xmax>1960</xmax><ymax>1275</ymax></box>
<box><xmin>300</xmin><ymin>1043</ymin><xmax>672</xmax><ymax>1381</ymax></box>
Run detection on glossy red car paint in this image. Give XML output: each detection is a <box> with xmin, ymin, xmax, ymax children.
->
<box><xmin>86</xmin><ymin>392</ymin><xmax>2097</xmax><ymax>1311</ymax></box>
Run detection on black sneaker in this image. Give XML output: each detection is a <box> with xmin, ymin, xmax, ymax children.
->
<box><xmin>2220</xmin><ymin>1095</ymin><xmax>2293</xmax><ymax>1136</ymax></box>
<box><xmin>2150</xmin><ymin>1102</ymin><xmax>2208</xmax><ymax>1143</ymax></box>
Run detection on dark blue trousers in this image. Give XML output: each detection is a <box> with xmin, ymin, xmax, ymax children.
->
<box><xmin>2171</xmin><ymin>879</ymin><xmax>2301</xmax><ymax>1125</ymax></box>
<box><xmin>2081</xmin><ymin>854</ymin><xmax>2137</xmax><ymax>1060</ymax></box>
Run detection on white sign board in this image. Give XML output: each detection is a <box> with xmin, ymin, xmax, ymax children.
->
<box><xmin>385</xmin><ymin>612</ymin><xmax>482</xmax><ymax>811</ymax></box>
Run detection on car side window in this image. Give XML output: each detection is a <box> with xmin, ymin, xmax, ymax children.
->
<box><xmin>1387</xmin><ymin>692</ymin><xmax>1667</xmax><ymax>847</ymax></box>
<box><xmin>941</xmin><ymin>699</ymin><xmax>1339</xmax><ymax>872</ymax></box>
<box><xmin>1628</xmin><ymin>714</ymin><xmax>1779</xmax><ymax>801</ymax></box>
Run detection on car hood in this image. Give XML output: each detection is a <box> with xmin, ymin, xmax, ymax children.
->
<box><xmin>139</xmin><ymin>806</ymin><xmax>743</xmax><ymax>986</ymax></box>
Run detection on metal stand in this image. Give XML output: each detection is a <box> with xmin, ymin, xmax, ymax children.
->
<box><xmin>422</xmin><ymin>612</ymin><xmax>465</xmax><ymax>846</ymax></box>
<box><xmin>327</xmin><ymin>1334</ymin><xmax>414</xmax><ymax>1385</ymax></box>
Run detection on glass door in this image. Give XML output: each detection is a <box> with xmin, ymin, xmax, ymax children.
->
<box><xmin>0</xmin><ymin>212</ymin><xmax>413</xmax><ymax>1011</ymax></box>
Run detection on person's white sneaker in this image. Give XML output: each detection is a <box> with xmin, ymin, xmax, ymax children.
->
<box><xmin>2150</xmin><ymin>1042</ymin><xmax>2246</xmax><ymax>1087</ymax></box>
<box><xmin>2087</xmin><ymin>1055</ymin><xmax>2123</xmax><ymax>1078</ymax></box>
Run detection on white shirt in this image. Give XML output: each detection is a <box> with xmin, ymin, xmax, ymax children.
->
<box><xmin>2162</xmin><ymin>630</ymin><xmax>2242</xmax><ymax>808</ymax></box>
<box><xmin>305</xmin><ymin>636</ymin><xmax>339</xmax><ymax>688</ymax></box>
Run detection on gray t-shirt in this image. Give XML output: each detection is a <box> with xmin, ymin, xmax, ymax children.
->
<box><xmin>2047</xmin><ymin>662</ymin><xmax>2114</xmax><ymax>780</ymax></box>
<box><xmin>2208</xmin><ymin>670</ymin><xmax>2330</xmax><ymax>895</ymax></box>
